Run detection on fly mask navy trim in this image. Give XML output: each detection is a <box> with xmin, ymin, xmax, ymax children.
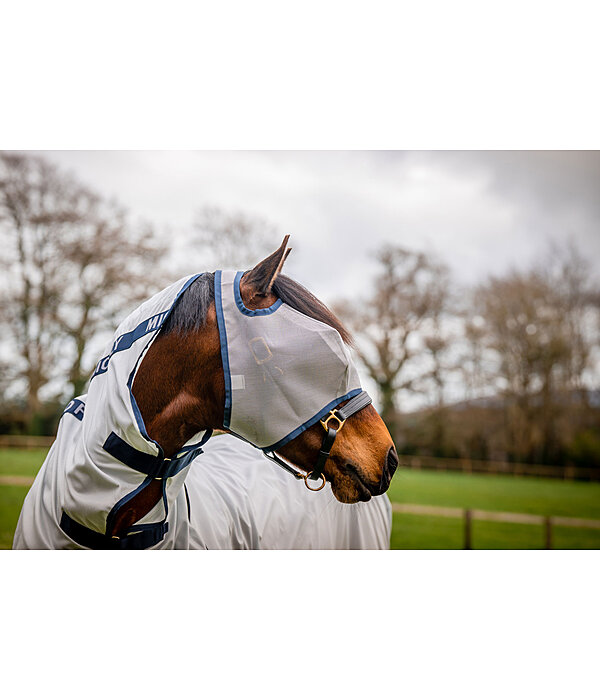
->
<box><xmin>233</xmin><ymin>271</ymin><xmax>283</xmax><ymax>316</ymax></box>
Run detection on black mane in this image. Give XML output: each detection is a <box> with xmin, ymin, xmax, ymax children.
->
<box><xmin>160</xmin><ymin>273</ymin><xmax>216</xmax><ymax>336</ymax></box>
<box><xmin>160</xmin><ymin>272</ymin><xmax>352</xmax><ymax>344</ymax></box>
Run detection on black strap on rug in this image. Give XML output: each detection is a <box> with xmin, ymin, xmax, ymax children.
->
<box><xmin>102</xmin><ymin>429</ymin><xmax>213</xmax><ymax>479</ymax></box>
<box><xmin>60</xmin><ymin>511</ymin><xmax>168</xmax><ymax>550</ymax></box>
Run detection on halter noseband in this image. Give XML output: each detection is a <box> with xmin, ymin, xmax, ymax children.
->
<box><xmin>263</xmin><ymin>390</ymin><xmax>372</xmax><ymax>491</ymax></box>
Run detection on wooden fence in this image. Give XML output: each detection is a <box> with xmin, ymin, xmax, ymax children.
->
<box><xmin>392</xmin><ymin>503</ymin><xmax>600</xmax><ymax>549</ymax></box>
<box><xmin>0</xmin><ymin>435</ymin><xmax>54</xmax><ymax>448</ymax></box>
<box><xmin>1</xmin><ymin>464</ymin><xmax>598</xmax><ymax>549</ymax></box>
<box><xmin>398</xmin><ymin>454</ymin><xmax>600</xmax><ymax>481</ymax></box>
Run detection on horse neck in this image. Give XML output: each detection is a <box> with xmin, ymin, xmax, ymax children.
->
<box><xmin>131</xmin><ymin>316</ymin><xmax>225</xmax><ymax>456</ymax></box>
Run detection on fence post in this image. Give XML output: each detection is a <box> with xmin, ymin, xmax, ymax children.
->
<box><xmin>464</xmin><ymin>509</ymin><xmax>472</xmax><ymax>550</ymax></box>
<box><xmin>544</xmin><ymin>517</ymin><xmax>553</xmax><ymax>549</ymax></box>
<box><xmin>565</xmin><ymin>465</ymin><xmax>575</xmax><ymax>481</ymax></box>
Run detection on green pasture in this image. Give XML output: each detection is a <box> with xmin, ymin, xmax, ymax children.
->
<box><xmin>391</xmin><ymin>513</ymin><xmax>600</xmax><ymax>549</ymax></box>
<box><xmin>388</xmin><ymin>469</ymin><xmax>600</xmax><ymax>549</ymax></box>
<box><xmin>1</xmin><ymin>448</ymin><xmax>599</xmax><ymax>549</ymax></box>
<box><xmin>387</xmin><ymin>469</ymin><xmax>600</xmax><ymax>519</ymax></box>
<box><xmin>0</xmin><ymin>448</ymin><xmax>49</xmax><ymax>477</ymax></box>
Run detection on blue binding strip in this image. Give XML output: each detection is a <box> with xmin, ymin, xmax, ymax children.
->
<box><xmin>92</xmin><ymin>273</ymin><xmax>202</xmax><ymax>383</ymax></box>
<box><xmin>233</xmin><ymin>271</ymin><xmax>282</xmax><ymax>316</ymax></box>
<box><xmin>214</xmin><ymin>270</ymin><xmax>232</xmax><ymax>428</ymax></box>
<box><xmin>125</xmin><ymin>273</ymin><xmax>202</xmax><ymax>444</ymax></box>
<box><xmin>262</xmin><ymin>388</ymin><xmax>363</xmax><ymax>452</ymax></box>
<box><xmin>105</xmin><ymin>475</ymin><xmax>155</xmax><ymax>536</ymax></box>
<box><xmin>62</xmin><ymin>398</ymin><xmax>86</xmax><ymax>422</ymax></box>
<box><xmin>91</xmin><ymin>312</ymin><xmax>169</xmax><ymax>381</ymax></box>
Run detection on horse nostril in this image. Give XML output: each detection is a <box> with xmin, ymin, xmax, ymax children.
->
<box><xmin>377</xmin><ymin>446</ymin><xmax>399</xmax><ymax>493</ymax></box>
<box><xmin>387</xmin><ymin>446</ymin><xmax>398</xmax><ymax>478</ymax></box>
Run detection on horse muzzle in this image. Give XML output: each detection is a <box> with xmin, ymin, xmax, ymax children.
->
<box><xmin>342</xmin><ymin>445</ymin><xmax>397</xmax><ymax>501</ymax></box>
<box><xmin>377</xmin><ymin>445</ymin><xmax>398</xmax><ymax>494</ymax></box>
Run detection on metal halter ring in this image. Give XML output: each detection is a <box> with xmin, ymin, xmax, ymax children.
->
<box><xmin>303</xmin><ymin>472</ymin><xmax>326</xmax><ymax>491</ymax></box>
<box><xmin>320</xmin><ymin>410</ymin><xmax>346</xmax><ymax>432</ymax></box>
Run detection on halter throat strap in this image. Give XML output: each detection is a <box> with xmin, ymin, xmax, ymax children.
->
<box><xmin>263</xmin><ymin>390</ymin><xmax>372</xmax><ymax>489</ymax></box>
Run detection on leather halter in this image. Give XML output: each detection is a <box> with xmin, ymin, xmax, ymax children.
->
<box><xmin>263</xmin><ymin>390</ymin><xmax>372</xmax><ymax>491</ymax></box>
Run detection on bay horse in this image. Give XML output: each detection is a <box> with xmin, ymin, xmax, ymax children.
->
<box><xmin>14</xmin><ymin>237</ymin><xmax>398</xmax><ymax>549</ymax></box>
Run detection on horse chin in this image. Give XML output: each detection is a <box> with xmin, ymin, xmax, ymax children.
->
<box><xmin>329</xmin><ymin>469</ymin><xmax>373</xmax><ymax>504</ymax></box>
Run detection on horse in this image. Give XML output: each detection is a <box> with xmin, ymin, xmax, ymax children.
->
<box><xmin>13</xmin><ymin>236</ymin><xmax>398</xmax><ymax>549</ymax></box>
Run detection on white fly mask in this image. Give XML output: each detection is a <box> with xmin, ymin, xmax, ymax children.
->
<box><xmin>215</xmin><ymin>270</ymin><xmax>363</xmax><ymax>451</ymax></box>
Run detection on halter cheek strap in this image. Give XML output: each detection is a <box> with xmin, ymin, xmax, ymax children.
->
<box><xmin>263</xmin><ymin>390</ymin><xmax>372</xmax><ymax>491</ymax></box>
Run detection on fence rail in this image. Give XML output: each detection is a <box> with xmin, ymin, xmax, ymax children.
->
<box><xmin>0</xmin><ymin>435</ymin><xmax>54</xmax><ymax>448</ymax></box>
<box><xmin>0</xmin><ymin>465</ymin><xmax>597</xmax><ymax>549</ymax></box>
<box><xmin>392</xmin><ymin>502</ymin><xmax>600</xmax><ymax>549</ymax></box>
<box><xmin>398</xmin><ymin>454</ymin><xmax>600</xmax><ymax>481</ymax></box>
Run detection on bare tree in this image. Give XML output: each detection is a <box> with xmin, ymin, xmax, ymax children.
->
<box><xmin>460</xmin><ymin>315</ymin><xmax>489</xmax><ymax>400</ymax></box>
<box><xmin>0</xmin><ymin>153</ymin><xmax>76</xmax><ymax>422</ymax></box>
<box><xmin>473</xmin><ymin>242</ymin><xmax>599</xmax><ymax>463</ymax></box>
<box><xmin>193</xmin><ymin>205</ymin><xmax>279</xmax><ymax>269</ymax></box>
<box><xmin>0</xmin><ymin>152</ymin><xmax>165</xmax><ymax>426</ymax></box>
<box><xmin>418</xmin><ymin>315</ymin><xmax>457</xmax><ymax>454</ymax></box>
<box><xmin>540</xmin><ymin>240</ymin><xmax>600</xmax><ymax>402</ymax></box>
<box><xmin>336</xmin><ymin>245</ymin><xmax>451</xmax><ymax>436</ymax></box>
<box><xmin>55</xmin><ymin>191</ymin><xmax>165</xmax><ymax>396</ymax></box>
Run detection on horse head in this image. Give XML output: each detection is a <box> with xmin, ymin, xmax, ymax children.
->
<box><xmin>133</xmin><ymin>236</ymin><xmax>397</xmax><ymax>510</ymax></box>
<box><xmin>236</xmin><ymin>237</ymin><xmax>398</xmax><ymax>503</ymax></box>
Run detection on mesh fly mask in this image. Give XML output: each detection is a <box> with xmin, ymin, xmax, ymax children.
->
<box><xmin>215</xmin><ymin>270</ymin><xmax>372</xmax><ymax>489</ymax></box>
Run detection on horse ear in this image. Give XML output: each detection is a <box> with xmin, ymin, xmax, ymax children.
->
<box><xmin>244</xmin><ymin>235</ymin><xmax>291</xmax><ymax>296</ymax></box>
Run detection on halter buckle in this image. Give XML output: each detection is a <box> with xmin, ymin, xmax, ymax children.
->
<box><xmin>320</xmin><ymin>410</ymin><xmax>346</xmax><ymax>432</ymax></box>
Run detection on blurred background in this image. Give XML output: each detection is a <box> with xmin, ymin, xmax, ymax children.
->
<box><xmin>1</xmin><ymin>150</ymin><xmax>599</xmax><ymax>549</ymax></box>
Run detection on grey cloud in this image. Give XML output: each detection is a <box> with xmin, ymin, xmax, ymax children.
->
<box><xmin>26</xmin><ymin>150</ymin><xmax>600</xmax><ymax>304</ymax></box>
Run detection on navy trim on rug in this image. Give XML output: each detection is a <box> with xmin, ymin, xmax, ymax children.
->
<box><xmin>92</xmin><ymin>273</ymin><xmax>202</xmax><ymax>383</ymax></box>
<box><xmin>126</xmin><ymin>274</ymin><xmax>202</xmax><ymax>443</ymax></box>
<box><xmin>105</xmin><ymin>476</ymin><xmax>155</xmax><ymax>536</ymax></box>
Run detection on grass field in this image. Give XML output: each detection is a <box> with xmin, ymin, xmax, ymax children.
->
<box><xmin>388</xmin><ymin>469</ymin><xmax>600</xmax><ymax>549</ymax></box>
<box><xmin>1</xmin><ymin>448</ymin><xmax>599</xmax><ymax>549</ymax></box>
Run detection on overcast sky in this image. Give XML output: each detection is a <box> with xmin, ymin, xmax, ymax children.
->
<box><xmin>31</xmin><ymin>150</ymin><xmax>600</xmax><ymax>305</ymax></box>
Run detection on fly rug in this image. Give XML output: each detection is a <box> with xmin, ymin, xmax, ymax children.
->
<box><xmin>14</xmin><ymin>237</ymin><xmax>398</xmax><ymax>549</ymax></box>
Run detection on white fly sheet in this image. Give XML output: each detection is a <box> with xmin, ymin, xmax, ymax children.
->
<box><xmin>13</xmin><ymin>270</ymin><xmax>391</xmax><ymax>549</ymax></box>
<box><xmin>14</xmin><ymin>421</ymin><xmax>391</xmax><ymax>549</ymax></box>
<box><xmin>183</xmin><ymin>435</ymin><xmax>391</xmax><ymax>549</ymax></box>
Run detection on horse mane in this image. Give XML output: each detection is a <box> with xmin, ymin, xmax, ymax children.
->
<box><xmin>160</xmin><ymin>272</ymin><xmax>353</xmax><ymax>345</ymax></box>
